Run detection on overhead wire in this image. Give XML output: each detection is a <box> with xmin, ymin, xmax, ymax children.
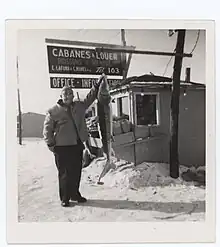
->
<box><xmin>162</xmin><ymin>51</ymin><xmax>175</xmax><ymax>77</ymax></box>
<box><xmin>189</xmin><ymin>30</ymin><xmax>200</xmax><ymax>54</ymax></box>
<box><xmin>162</xmin><ymin>30</ymin><xmax>200</xmax><ymax>77</ymax></box>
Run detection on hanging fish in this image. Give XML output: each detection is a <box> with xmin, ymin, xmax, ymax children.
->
<box><xmin>97</xmin><ymin>74</ymin><xmax>116</xmax><ymax>184</ymax></box>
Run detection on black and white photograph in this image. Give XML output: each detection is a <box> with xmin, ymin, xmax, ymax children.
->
<box><xmin>6</xmin><ymin>19</ymin><xmax>215</xmax><ymax>244</ymax></box>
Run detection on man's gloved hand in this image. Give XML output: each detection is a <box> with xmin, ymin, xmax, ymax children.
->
<box><xmin>94</xmin><ymin>73</ymin><xmax>105</xmax><ymax>89</ymax></box>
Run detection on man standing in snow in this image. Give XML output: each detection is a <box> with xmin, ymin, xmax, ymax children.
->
<box><xmin>43</xmin><ymin>74</ymin><xmax>105</xmax><ymax>207</ymax></box>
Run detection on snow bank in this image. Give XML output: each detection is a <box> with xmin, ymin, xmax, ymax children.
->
<box><xmin>128</xmin><ymin>162</ymin><xmax>193</xmax><ymax>189</ymax></box>
<box><xmin>84</xmin><ymin>158</ymin><xmax>202</xmax><ymax>190</ymax></box>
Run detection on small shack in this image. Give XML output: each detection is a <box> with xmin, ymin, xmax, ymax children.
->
<box><xmin>109</xmin><ymin>74</ymin><xmax>205</xmax><ymax>167</ymax></box>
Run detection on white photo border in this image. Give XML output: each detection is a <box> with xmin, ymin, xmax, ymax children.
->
<box><xmin>6</xmin><ymin>19</ymin><xmax>215</xmax><ymax>244</ymax></box>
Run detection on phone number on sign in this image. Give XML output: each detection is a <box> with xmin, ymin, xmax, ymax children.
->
<box><xmin>96</xmin><ymin>67</ymin><xmax>120</xmax><ymax>74</ymax></box>
<box><xmin>50</xmin><ymin>65</ymin><xmax>121</xmax><ymax>75</ymax></box>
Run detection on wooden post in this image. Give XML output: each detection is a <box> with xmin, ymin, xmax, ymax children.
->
<box><xmin>170</xmin><ymin>30</ymin><xmax>186</xmax><ymax>178</ymax></box>
<box><xmin>17</xmin><ymin>88</ymin><xmax>22</xmax><ymax>145</ymax></box>
<box><xmin>120</xmin><ymin>29</ymin><xmax>136</xmax><ymax>79</ymax></box>
<box><xmin>124</xmin><ymin>50</ymin><xmax>135</xmax><ymax>78</ymax></box>
<box><xmin>17</xmin><ymin>57</ymin><xmax>22</xmax><ymax>145</ymax></box>
<box><xmin>121</xmin><ymin>29</ymin><xmax>137</xmax><ymax>165</ymax></box>
<box><xmin>185</xmin><ymin>67</ymin><xmax>191</xmax><ymax>83</ymax></box>
<box><xmin>131</xmin><ymin>91</ymin><xmax>137</xmax><ymax>166</ymax></box>
<box><xmin>121</xmin><ymin>29</ymin><xmax>127</xmax><ymax>80</ymax></box>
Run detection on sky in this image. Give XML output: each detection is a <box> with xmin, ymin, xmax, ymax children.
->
<box><xmin>17</xmin><ymin>29</ymin><xmax>205</xmax><ymax>114</ymax></box>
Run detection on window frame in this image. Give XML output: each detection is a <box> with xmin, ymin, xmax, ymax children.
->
<box><xmin>114</xmin><ymin>92</ymin><xmax>131</xmax><ymax>120</ymax></box>
<box><xmin>133</xmin><ymin>91</ymin><xmax>160</xmax><ymax>126</ymax></box>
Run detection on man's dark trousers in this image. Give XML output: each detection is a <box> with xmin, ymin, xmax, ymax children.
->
<box><xmin>54</xmin><ymin>143</ymin><xmax>84</xmax><ymax>202</ymax></box>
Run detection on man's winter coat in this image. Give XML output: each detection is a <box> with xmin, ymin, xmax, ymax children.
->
<box><xmin>43</xmin><ymin>85</ymin><xmax>99</xmax><ymax>147</ymax></box>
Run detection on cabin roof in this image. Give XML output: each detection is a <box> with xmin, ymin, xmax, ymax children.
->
<box><xmin>110</xmin><ymin>73</ymin><xmax>205</xmax><ymax>94</ymax></box>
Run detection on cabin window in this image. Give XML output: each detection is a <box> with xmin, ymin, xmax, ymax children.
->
<box><xmin>135</xmin><ymin>93</ymin><xmax>159</xmax><ymax>126</ymax></box>
<box><xmin>117</xmin><ymin>96</ymin><xmax>129</xmax><ymax>119</ymax></box>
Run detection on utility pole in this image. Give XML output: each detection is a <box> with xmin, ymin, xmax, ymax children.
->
<box><xmin>170</xmin><ymin>30</ymin><xmax>186</xmax><ymax>178</ymax></box>
<box><xmin>17</xmin><ymin>56</ymin><xmax>22</xmax><ymax>145</ymax></box>
<box><xmin>121</xmin><ymin>29</ymin><xmax>137</xmax><ymax>165</ymax></box>
<box><xmin>121</xmin><ymin>29</ymin><xmax>127</xmax><ymax>80</ymax></box>
<box><xmin>121</xmin><ymin>29</ymin><xmax>135</xmax><ymax>79</ymax></box>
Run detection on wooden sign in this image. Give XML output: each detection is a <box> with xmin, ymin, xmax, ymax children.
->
<box><xmin>47</xmin><ymin>45</ymin><xmax>125</xmax><ymax>76</ymax></box>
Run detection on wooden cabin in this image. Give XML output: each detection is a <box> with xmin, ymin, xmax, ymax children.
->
<box><xmin>109</xmin><ymin>74</ymin><xmax>205</xmax><ymax>167</ymax></box>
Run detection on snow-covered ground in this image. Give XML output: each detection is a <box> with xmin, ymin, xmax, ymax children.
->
<box><xmin>18</xmin><ymin>138</ymin><xmax>205</xmax><ymax>222</ymax></box>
